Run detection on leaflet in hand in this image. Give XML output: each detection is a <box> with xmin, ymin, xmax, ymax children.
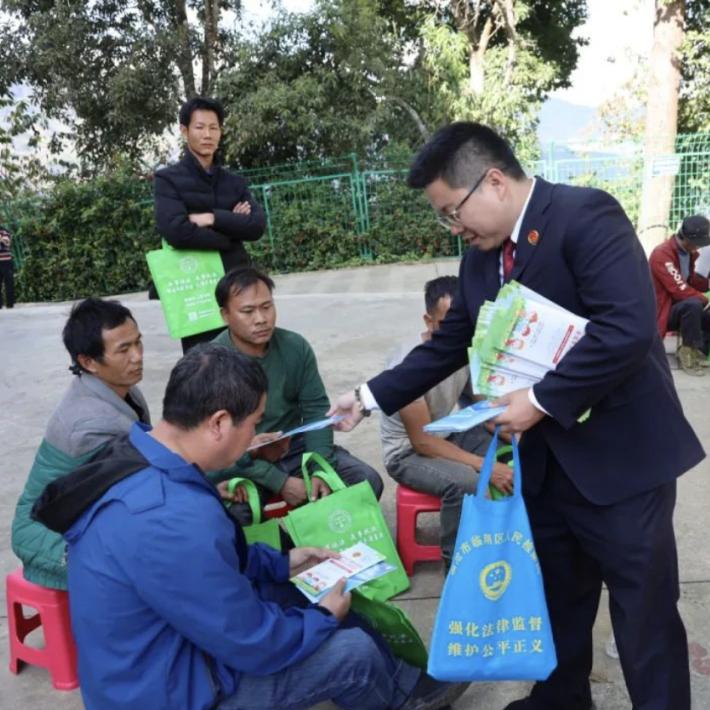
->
<box><xmin>424</xmin><ymin>401</ymin><xmax>506</xmax><ymax>433</ymax></box>
<box><xmin>247</xmin><ymin>415</ymin><xmax>345</xmax><ymax>450</ymax></box>
<box><xmin>291</xmin><ymin>542</ymin><xmax>391</xmax><ymax>602</ymax></box>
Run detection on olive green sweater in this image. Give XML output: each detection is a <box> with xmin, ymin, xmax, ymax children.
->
<box><xmin>210</xmin><ymin>327</ymin><xmax>333</xmax><ymax>491</ymax></box>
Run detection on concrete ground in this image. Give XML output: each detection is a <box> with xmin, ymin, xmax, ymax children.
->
<box><xmin>1</xmin><ymin>259</ymin><xmax>709</xmax><ymax>709</ymax></box>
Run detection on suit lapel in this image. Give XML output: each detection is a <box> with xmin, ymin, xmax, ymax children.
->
<box><xmin>511</xmin><ymin>178</ymin><xmax>553</xmax><ymax>283</ymax></box>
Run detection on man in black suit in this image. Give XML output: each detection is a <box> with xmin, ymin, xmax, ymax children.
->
<box><xmin>154</xmin><ymin>96</ymin><xmax>266</xmax><ymax>352</ymax></box>
<box><xmin>330</xmin><ymin>122</ymin><xmax>704</xmax><ymax>710</ymax></box>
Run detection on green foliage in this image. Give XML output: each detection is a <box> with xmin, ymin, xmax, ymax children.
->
<box><xmin>363</xmin><ymin>173</ymin><xmax>460</xmax><ymax>261</ymax></box>
<box><xmin>0</xmin><ymin>96</ymin><xmax>57</xmax><ymax>200</ymax></box>
<box><xmin>218</xmin><ymin>0</ymin><xmax>422</xmax><ymax>167</ymax></box>
<box><xmin>417</xmin><ymin>1</ymin><xmax>586</xmax><ymax>161</ymax></box>
<box><xmin>679</xmin><ymin>2</ymin><xmax>710</xmax><ymax>133</ymax></box>
<box><xmin>0</xmin><ymin>0</ymin><xmax>243</xmax><ymax>173</ymax></box>
<box><xmin>12</xmin><ymin>172</ymin><xmax>156</xmax><ymax>302</ymax></box>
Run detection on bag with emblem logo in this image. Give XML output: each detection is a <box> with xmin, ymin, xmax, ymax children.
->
<box><xmin>146</xmin><ymin>240</ymin><xmax>225</xmax><ymax>338</ymax></box>
<box><xmin>283</xmin><ymin>452</ymin><xmax>409</xmax><ymax>601</ymax></box>
<box><xmin>428</xmin><ymin>428</ymin><xmax>557</xmax><ymax>681</ymax></box>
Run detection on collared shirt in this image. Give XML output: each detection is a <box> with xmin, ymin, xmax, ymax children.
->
<box><xmin>499</xmin><ymin>177</ymin><xmax>537</xmax><ymax>284</ymax></box>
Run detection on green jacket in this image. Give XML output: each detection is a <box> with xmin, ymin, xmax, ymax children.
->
<box><xmin>11</xmin><ymin>375</ymin><xmax>150</xmax><ymax>589</ymax></box>
<box><xmin>210</xmin><ymin>327</ymin><xmax>333</xmax><ymax>492</ymax></box>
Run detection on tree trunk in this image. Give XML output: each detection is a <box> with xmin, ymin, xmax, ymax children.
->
<box><xmin>174</xmin><ymin>0</ymin><xmax>197</xmax><ymax>98</ymax></box>
<box><xmin>201</xmin><ymin>0</ymin><xmax>220</xmax><ymax>95</ymax></box>
<box><xmin>638</xmin><ymin>0</ymin><xmax>685</xmax><ymax>253</ymax></box>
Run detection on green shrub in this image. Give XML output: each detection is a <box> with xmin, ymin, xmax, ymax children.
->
<box><xmin>7</xmin><ymin>165</ymin><xmax>461</xmax><ymax>303</ymax></box>
<box><xmin>12</xmin><ymin>172</ymin><xmax>156</xmax><ymax>302</ymax></box>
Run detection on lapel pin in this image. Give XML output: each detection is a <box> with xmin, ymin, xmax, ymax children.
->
<box><xmin>527</xmin><ymin>230</ymin><xmax>540</xmax><ymax>246</ymax></box>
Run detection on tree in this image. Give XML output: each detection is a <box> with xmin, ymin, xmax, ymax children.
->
<box><xmin>678</xmin><ymin>1</ymin><xmax>710</xmax><ymax>132</ymax></box>
<box><xmin>218</xmin><ymin>0</ymin><xmax>587</xmax><ymax>167</ymax></box>
<box><xmin>0</xmin><ymin>0</ymin><xmax>243</xmax><ymax>172</ymax></box>
<box><xmin>416</xmin><ymin>0</ymin><xmax>587</xmax><ymax>159</ymax></box>
<box><xmin>217</xmin><ymin>0</ymin><xmax>428</xmax><ymax>167</ymax></box>
<box><xmin>637</xmin><ymin>0</ymin><xmax>686</xmax><ymax>251</ymax></box>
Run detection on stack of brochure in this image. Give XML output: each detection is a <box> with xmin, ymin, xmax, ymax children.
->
<box><xmin>291</xmin><ymin>542</ymin><xmax>396</xmax><ymax>603</ymax></box>
<box><xmin>425</xmin><ymin>282</ymin><xmax>588</xmax><ymax>434</ymax></box>
<box><xmin>468</xmin><ymin>281</ymin><xmax>588</xmax><ymax>398</ymax></box>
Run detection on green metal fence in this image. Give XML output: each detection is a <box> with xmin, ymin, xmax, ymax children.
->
<box><xmin>243</xmin><ymin>133</ymin><xmax>710</xmax><ymax>270</ymax></box>
<box><xmin>4</xmin><ymin>134</ymin><xmax>710</xmax><ymax>274</ymax></box>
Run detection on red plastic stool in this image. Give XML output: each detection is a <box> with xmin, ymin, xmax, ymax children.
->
<box><xmin>263</xmin><ymin>494</ymin><xmax>293</xmax><ymax>519</ymax></box>
<box><xmin>396</xmin><ymin>485</ymin><xmax>442</xmax><ymax>575</ymax></box>
<box><xmin>6</xmin><ymin>568</ymin><xmax>79</xmax><ymax>690</ymax></box>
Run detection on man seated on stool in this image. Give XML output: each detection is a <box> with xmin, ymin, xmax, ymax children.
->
<box><xmin>12</xmin><ymin>298</ymin><xmax>150</xmax><ymax>589</ymax></box>
<box><xmin>210</xmin><ymin>267</ymin><xmax>384</xmax><ymax>524</ymax></box>
<box><xmin>33</xmin><ymin>345</ymin><xmax>468</xmax><ymax>710</ymax></box>
<box><xmin>649</xmin><ymin>214</ymin><xmax>710</xmax><ymax>375</ymax></box>
<box><xmin>379</xmin><ymin>276</ymin><xmax>513</xmax><ymax>569</ymax></box>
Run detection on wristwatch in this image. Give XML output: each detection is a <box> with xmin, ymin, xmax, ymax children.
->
<box><xmin>354</xmin><ymin>386</ymin><xmax>371</xmax><ymax>417</ymax></box>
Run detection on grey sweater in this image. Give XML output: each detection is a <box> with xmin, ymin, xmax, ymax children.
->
<box><xmin>11</xmin><ymin>374</ymin><xmax>150</xmax><ymax>589</ymax></box>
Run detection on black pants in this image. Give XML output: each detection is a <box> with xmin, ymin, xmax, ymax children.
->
<box><xmin>525</xmin><ymin>455</ymin><xmax>689</xmax><ymax>710</ymax></box>
<box><xmin>0</xmin><ymin>260</ymin><xmax>14</xmax><ymax>308</ymax></box>
<box><xmin>668</xmin><ymin>297</ymin><xmax>710</xmax><ymax>353</ymax></box>
<box><xmin>180</xmin><ymin>326</ymin><xmax>226</xmax><ymax>354</ymax></box>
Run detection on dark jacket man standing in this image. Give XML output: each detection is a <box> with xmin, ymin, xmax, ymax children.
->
<box><xmin>154</xmin><ymin>96</ymin><xmax>266</xmax><ymax>352</ymax></box>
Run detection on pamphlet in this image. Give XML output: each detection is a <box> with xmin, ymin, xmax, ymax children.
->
<box><xmin>424</xmin><ymin>401</ymin><xmax>507</xmax><ymax>433</ymax></box>
<box><xmin>291</xmin><ymin>542</ymin><xmax>390</xmax><ymax>601</ymax></box>
<box><xmin>247</xmin><ymin>415</ymin><xmax>345</xmax><ymax>450</ymax></box>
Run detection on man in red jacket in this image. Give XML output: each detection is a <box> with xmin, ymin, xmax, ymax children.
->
<box><xmin>649</xmin><ymin>215</ymin><xmax>710</xmax><ymax>375</ymax></box>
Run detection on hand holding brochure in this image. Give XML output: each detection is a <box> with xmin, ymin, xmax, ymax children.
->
<box><xmin>424</xmin><ymin>401</ymin><xmax>507</xmax><ymax>433</ymax></box>
<box><xmin>291</xmin><ymin>542</ymin><xmax>393</xmax><ymax>602</ymax></box>
<box><xmin>425</xmin><ymin>282</ymin><xmax>591</xmax><ymax>434</ymax></box>
<box><xmin>247</xmin><ymin>415</ymin><xmax>345</xmax><ymax>450</ymax></box>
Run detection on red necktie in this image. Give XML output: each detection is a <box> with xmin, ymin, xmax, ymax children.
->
<box><xmin>502</xmin><ymin>238</ymin><xmax>516</xmax><ymax>283</ymax></box>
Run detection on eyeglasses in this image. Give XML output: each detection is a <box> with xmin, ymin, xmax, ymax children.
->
<box><xmin>436</xmin><ymin>170</ymin><xmax>488</xmax><ymax>230</ymax></box>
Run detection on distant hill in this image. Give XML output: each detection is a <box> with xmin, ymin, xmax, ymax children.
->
<box><xmin>537</xmin><ymin>98</ymin><xmax>599</xmax><ymax>149</ymax></box>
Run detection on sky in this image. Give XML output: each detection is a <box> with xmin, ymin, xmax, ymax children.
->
<box><xmin>551</xmin><ymin>0</ymin><xmax>654</xmax><ymax>108</ymax></box>
<box><xmin>242</xmin><ymin>0</ymin><xmax>655</xmax><ymax>110</ymax></box>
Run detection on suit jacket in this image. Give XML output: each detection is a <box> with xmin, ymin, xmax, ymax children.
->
<box><xmin>154</xmin><ymin>151</ymin><xmax>266</xmax><ymax>273</ymax></box>
<box><xmin>368</xmin><ymin>178</ymin><xmax>705</xmax><ymax>505</ymax></box>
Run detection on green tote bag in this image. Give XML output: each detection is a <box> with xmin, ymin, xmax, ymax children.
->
<box><xmin>283</xmin><ymin>452</ymin><xmax>409</xmax><ymax>601</ymax></box>
<box><xmin>225</xmin><ymin>477</ymin><xmax>282</xmax><ymax>551</ymax></box>
<box><xmin>146</xmin><ymin>241</ymin><xmax>225</xmax><ymax>338</ymax></box>
<box><xmin>350</xmin><ymin>591</ymin><xmax>428</xmax><ymax>669</ymax></box>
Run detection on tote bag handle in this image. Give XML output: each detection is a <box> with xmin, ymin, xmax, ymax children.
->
<box><xmin>226</xmin><ymin>477</ymin><xmax>263</xmax><ymax>524</ymax></box>
<box><xmin>477</xmin><ymin>427</ymin><xmax>522</xmax><ymax>499</ymax></box>
<box><xmin>300</xmin><ymin>451</ymin><xmax>347</xmax><ymax>498</ymax></box>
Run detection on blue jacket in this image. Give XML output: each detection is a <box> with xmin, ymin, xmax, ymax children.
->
<box><xmin>40</xmin><ymin>423</ymin><xmax>338</xmax><ymax>710</ymax></box>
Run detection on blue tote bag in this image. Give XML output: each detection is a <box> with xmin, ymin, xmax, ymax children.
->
<box><xmin>428</xmin><ymin>429</ymin><xmax>557</xmax><ymax>681</ymax></box>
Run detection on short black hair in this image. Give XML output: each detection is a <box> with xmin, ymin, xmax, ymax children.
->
<box><xmin>162</xmin><ymin>344</ymin><xmax>268</xmax><ymax>429</ymax></box>
<box><xmin>408</xmin><ymin>122</ymin><xmax>525</xmax><ymax>190</ymax></box>
<box><xmin>62</xmin><ymin>298</ymin><xmax>135</xmax><ymax>375</ymax></box>
<box><xmin>179</xmin><ymin>96</ymin><xmax>225</xmax><ymax>127</ymax></box>
<box><xmin>215</xmin><ymin>267</ymin><xmax>275</xmax><ymax>309</ymax></box>
<box><xmin>424</xmin><ymin>276</ymin><xmax>458</xmax><ymax>314</ymax></box>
